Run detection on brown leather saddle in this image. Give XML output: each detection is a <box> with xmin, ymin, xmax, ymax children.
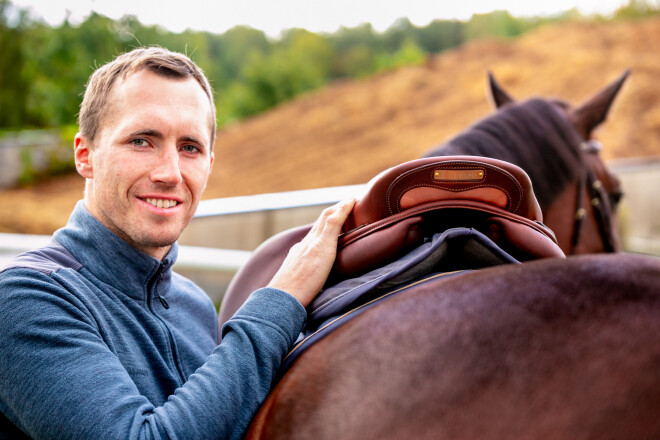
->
<box><xmin>218</xmin><ymin>156</ymin><xmax>565</xmax><ymax>325</ymax></box>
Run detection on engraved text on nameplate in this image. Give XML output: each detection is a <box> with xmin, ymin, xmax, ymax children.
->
<box><xmin>433</xmin><ymin>169</ymin><xmax>485</xmax><ymax>181</ymax></box>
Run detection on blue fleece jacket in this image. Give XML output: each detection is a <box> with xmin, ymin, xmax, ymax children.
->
<box><xmin>0</xmin><ymin>202</ymin><xmax>307</xmax><ymax>439</ymax></box>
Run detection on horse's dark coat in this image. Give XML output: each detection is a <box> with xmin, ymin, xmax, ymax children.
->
<box><xmin>247</xmin><ymin>254</ymin><xmax>660</xmax><ymax>440</ymax></box>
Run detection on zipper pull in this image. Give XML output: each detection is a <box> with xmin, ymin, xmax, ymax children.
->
<box><xmin>158</xmin><ymin>295</ymin><xmax>170</xmax><ymax>309</ymax></box>
<box><xmin>154</xmin><ymin>262</ymin><xmax>169</xmax><ymax>309</ymax></box>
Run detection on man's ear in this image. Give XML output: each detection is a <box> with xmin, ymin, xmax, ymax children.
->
<box><xmin>74</xmin><ymin>133</ymin><xmax>93</xmax><ymax>179</ymax></box>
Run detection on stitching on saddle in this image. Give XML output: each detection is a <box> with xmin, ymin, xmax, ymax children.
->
<box><xmin>385</xmin><ymin>162</ymin><xmax>523</xmax><ymax>216</ymax></box>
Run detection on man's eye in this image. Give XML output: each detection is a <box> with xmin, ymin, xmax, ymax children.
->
<box><xmin>131</xmin><ymin>139</ymin><xmax>148</xmax><ymax>147</ymax></box>
<box><xmin>182</xmin><ymin>144</ymin><xmax>200</xmax><ymax>153</ymax></box>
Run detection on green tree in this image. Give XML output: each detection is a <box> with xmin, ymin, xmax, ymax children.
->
<box><xmin>222</xmin><ymin>29</ymin><xmax>333</xmax><ymax>121</ymax></box>
<box><xmin>464</xmin><ymin>10</ymin><xmax>527</xmax><ymax>41</ymax></box>
<box><xmin>0</xmin><ymin>0</ymin><xmax>30</xmax><ymax>128</ymax></box>
<box><xmin>214</xmin><ymin>25</ymin><xmax>270</xmax><ymax>85</ymax></box>
<box><xmin>415</xmin><ymin>19</ymin><xmax>464</xmax><ymax>53</ymax></box>
<box><xmin>21</xmin><ymin>12</ymin><xmax>120</xmax><ymax>127</ymax></box>
<box><xmin>328</xmin><ymin>23</ymin><xmax>381</xmax><ymax>53</ymax></box>
<box><xmin>335</xmin><ymin>45</ymin><xmax>378</xmax><ymax>78</ymax></box>
<box><xmin>382</xmin><ymin>17</ymin><xmax>415</xmax><ymax>52</ymax></box>
<box><xmin>614</xmin><ymin>0</ymin><xmax>660</xmax><ymax>18</ymax></box>
<box><xmin>327</xmin><ymin>23</ymin><xmax>381</xmax><ymax>78</ymax></box>
<box><xmin>375</xmin><ymin>39</ymin><xmax>426</xmax><ymax>71</ymax></box>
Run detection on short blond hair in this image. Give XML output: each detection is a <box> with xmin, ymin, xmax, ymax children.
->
<box><xmin>78</xmin><ymin>46</ymin><xmax>216</xmax><ymax>148</ymax></box>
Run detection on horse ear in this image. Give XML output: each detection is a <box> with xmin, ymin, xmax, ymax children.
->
<box><xmin>488</xmin><ymin>71</ymin><xmax>515</xmax><ymax>108</ymax></box>
<box><xmin>570</xmin><ymin>69</ymin><xmax>631</xmax><ymax>138</ymax></box>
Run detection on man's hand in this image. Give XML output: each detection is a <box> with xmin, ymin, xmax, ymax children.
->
<box><xmin>268</xmin><ymin>197</ymin><xmax>357</xmax><ymax>307</ymax></box>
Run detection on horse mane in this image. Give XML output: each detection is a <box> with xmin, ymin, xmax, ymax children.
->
<box><xmin>424</xmin><ymin>98</ymin><xmax>584</xmax><ymax>209</ymax></box>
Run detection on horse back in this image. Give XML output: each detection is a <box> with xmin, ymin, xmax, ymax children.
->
<box><xmin>247</xmin><ymin>253</ymin><xmax>660</xmax><ymax>440</ymax></box>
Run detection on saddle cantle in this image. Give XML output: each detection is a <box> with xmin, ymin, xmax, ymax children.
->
<box><xmin>218</xmin><ymin>156</ymin><xmax>565</xmax><ymax>326</ymax></box>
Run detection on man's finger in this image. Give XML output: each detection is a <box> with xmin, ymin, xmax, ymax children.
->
<box><xmin>318</xmin><ymin>197</ymin><xmax>356</xmax><ymax>236</ymax></box>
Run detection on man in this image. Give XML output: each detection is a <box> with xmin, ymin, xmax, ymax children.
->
<box><xmin>0</xmin><ymin>47</ymin><xmax>355</xmax><ymax>439</ymax></box>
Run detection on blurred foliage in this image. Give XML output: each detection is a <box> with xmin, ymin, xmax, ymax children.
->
<box><xmin>614</xmin><ymin>0</ymin><xmax>660</xmax><ymax>18</ymax></box>
<box><xmin>1</xmin><ymin>0</ymin><xmax>658</xmax><ymax>132</ymax></box>
<box><xmin>0</xmin><ymin>126</ymin><xmax>77</xmax><ymax>184</ymax></box>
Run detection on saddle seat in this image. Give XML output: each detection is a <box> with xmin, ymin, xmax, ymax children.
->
<box><xmin>218</xmin><ymin>156</ymin><xmax>565</xmax><ymax>326</ymax></box>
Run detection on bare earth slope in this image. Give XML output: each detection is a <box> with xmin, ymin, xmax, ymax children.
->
<box><xmin>2</xmin><ymin>18</ymin><xmax>659</xmax><ymax>234</ymax></box>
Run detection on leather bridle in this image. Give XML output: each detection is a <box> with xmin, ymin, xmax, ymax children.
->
<box><xmin>569</xmin><ymin>139</ymin><xmax>620</xmax><ymax>254</ymax></box>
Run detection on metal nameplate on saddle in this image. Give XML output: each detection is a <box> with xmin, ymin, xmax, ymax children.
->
<box><xmin>333</xmin><ymin>155</ymin><xmax>564</xmax><ymax>278</ymax></box>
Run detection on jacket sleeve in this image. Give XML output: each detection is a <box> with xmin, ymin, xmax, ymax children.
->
<box><xmin>0</xmin><ymin>268</ymin><xmax>306</xmax><ymax>440</ymax></box>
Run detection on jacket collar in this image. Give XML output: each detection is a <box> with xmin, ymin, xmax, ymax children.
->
<box><xmin>54</xmin><ymin>201</ymin><xmax>177</xmax><ymax>300</ymax></box>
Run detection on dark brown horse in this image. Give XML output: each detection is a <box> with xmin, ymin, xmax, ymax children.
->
<box><xmin>220</xmin><ymin>72</ymin><xmax>660</xmax><ymax>439</ymax></box>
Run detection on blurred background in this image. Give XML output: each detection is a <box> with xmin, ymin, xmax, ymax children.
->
<box><xmin>1</xmin><ymin>0</ymin><xmax>659</xmax><ymax>303</ymax></box>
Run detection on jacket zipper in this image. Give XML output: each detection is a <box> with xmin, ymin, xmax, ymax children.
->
<box><xmin>148</xmin><ymin>262</ymin><xmax>185</xmax><ymax>385</ymax></box>
<box><xmin>156</xmin><ymin>267</ymin><xmax>170</xmax><ymax>309</ymax></box>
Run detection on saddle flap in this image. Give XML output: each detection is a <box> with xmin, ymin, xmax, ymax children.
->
<box><xmin>333</xmin><ymin>216</ymin><xmax>425</xmax><ymax>278</ymax></box>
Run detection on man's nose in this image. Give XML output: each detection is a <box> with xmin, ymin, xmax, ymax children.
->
<box><xmin>151</xmin><ymin>146</ymin><xmax>183</xmax><ymax>185</ymax></box>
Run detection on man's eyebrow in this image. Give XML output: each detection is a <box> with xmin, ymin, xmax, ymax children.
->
<box><xmin>129</xmin><ymin>129</ymin><xmax>163</xmax><ymax>139</ymax></box>
<box><xmin>180</xmin><ymin>135</ymin><xmax>205</xmax><ymax>147</ymax></box>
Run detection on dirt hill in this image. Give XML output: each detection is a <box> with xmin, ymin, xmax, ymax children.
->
<box><xmin>2</xmin><ymin>17</ymin><xmax>659</xmax><ymax>235</ymax></box>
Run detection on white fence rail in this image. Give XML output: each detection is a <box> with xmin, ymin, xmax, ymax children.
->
<box><xmin>0</xmin><ymin>233</ymin><xmax>252</xmax><ymax>272</ymax></box>
<box><xmin>1</xmin><ymin>159</ymin><xmax>659</xmax><ymax>304</ymax></box>
<box><xmin>610</xmin><ymin>157</ymin><xmax>660</xmax><ymax>255</ymax></box>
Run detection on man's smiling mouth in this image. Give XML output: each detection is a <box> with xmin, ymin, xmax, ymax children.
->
<box><xmin>143</xmin><ymin>198</ymin><xmax>179</xmax><ymax>209</ymax></box>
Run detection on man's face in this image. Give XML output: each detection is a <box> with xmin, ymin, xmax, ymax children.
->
<box><xmin>75</xmin><ymin>70</ymin><xmax>214</xmax><ymax>259</ymax></box>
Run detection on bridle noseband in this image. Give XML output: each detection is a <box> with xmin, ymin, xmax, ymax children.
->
<box><xmin>569</xmin><ymin>139</ymin><xmax>619</xmax><ymax>254</ymax></box>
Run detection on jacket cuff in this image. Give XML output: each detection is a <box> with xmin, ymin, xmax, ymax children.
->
<box><xmin>224</xmin><ymin>287</ymin><xmax>307</xmax><ymax>345</ymax></box>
